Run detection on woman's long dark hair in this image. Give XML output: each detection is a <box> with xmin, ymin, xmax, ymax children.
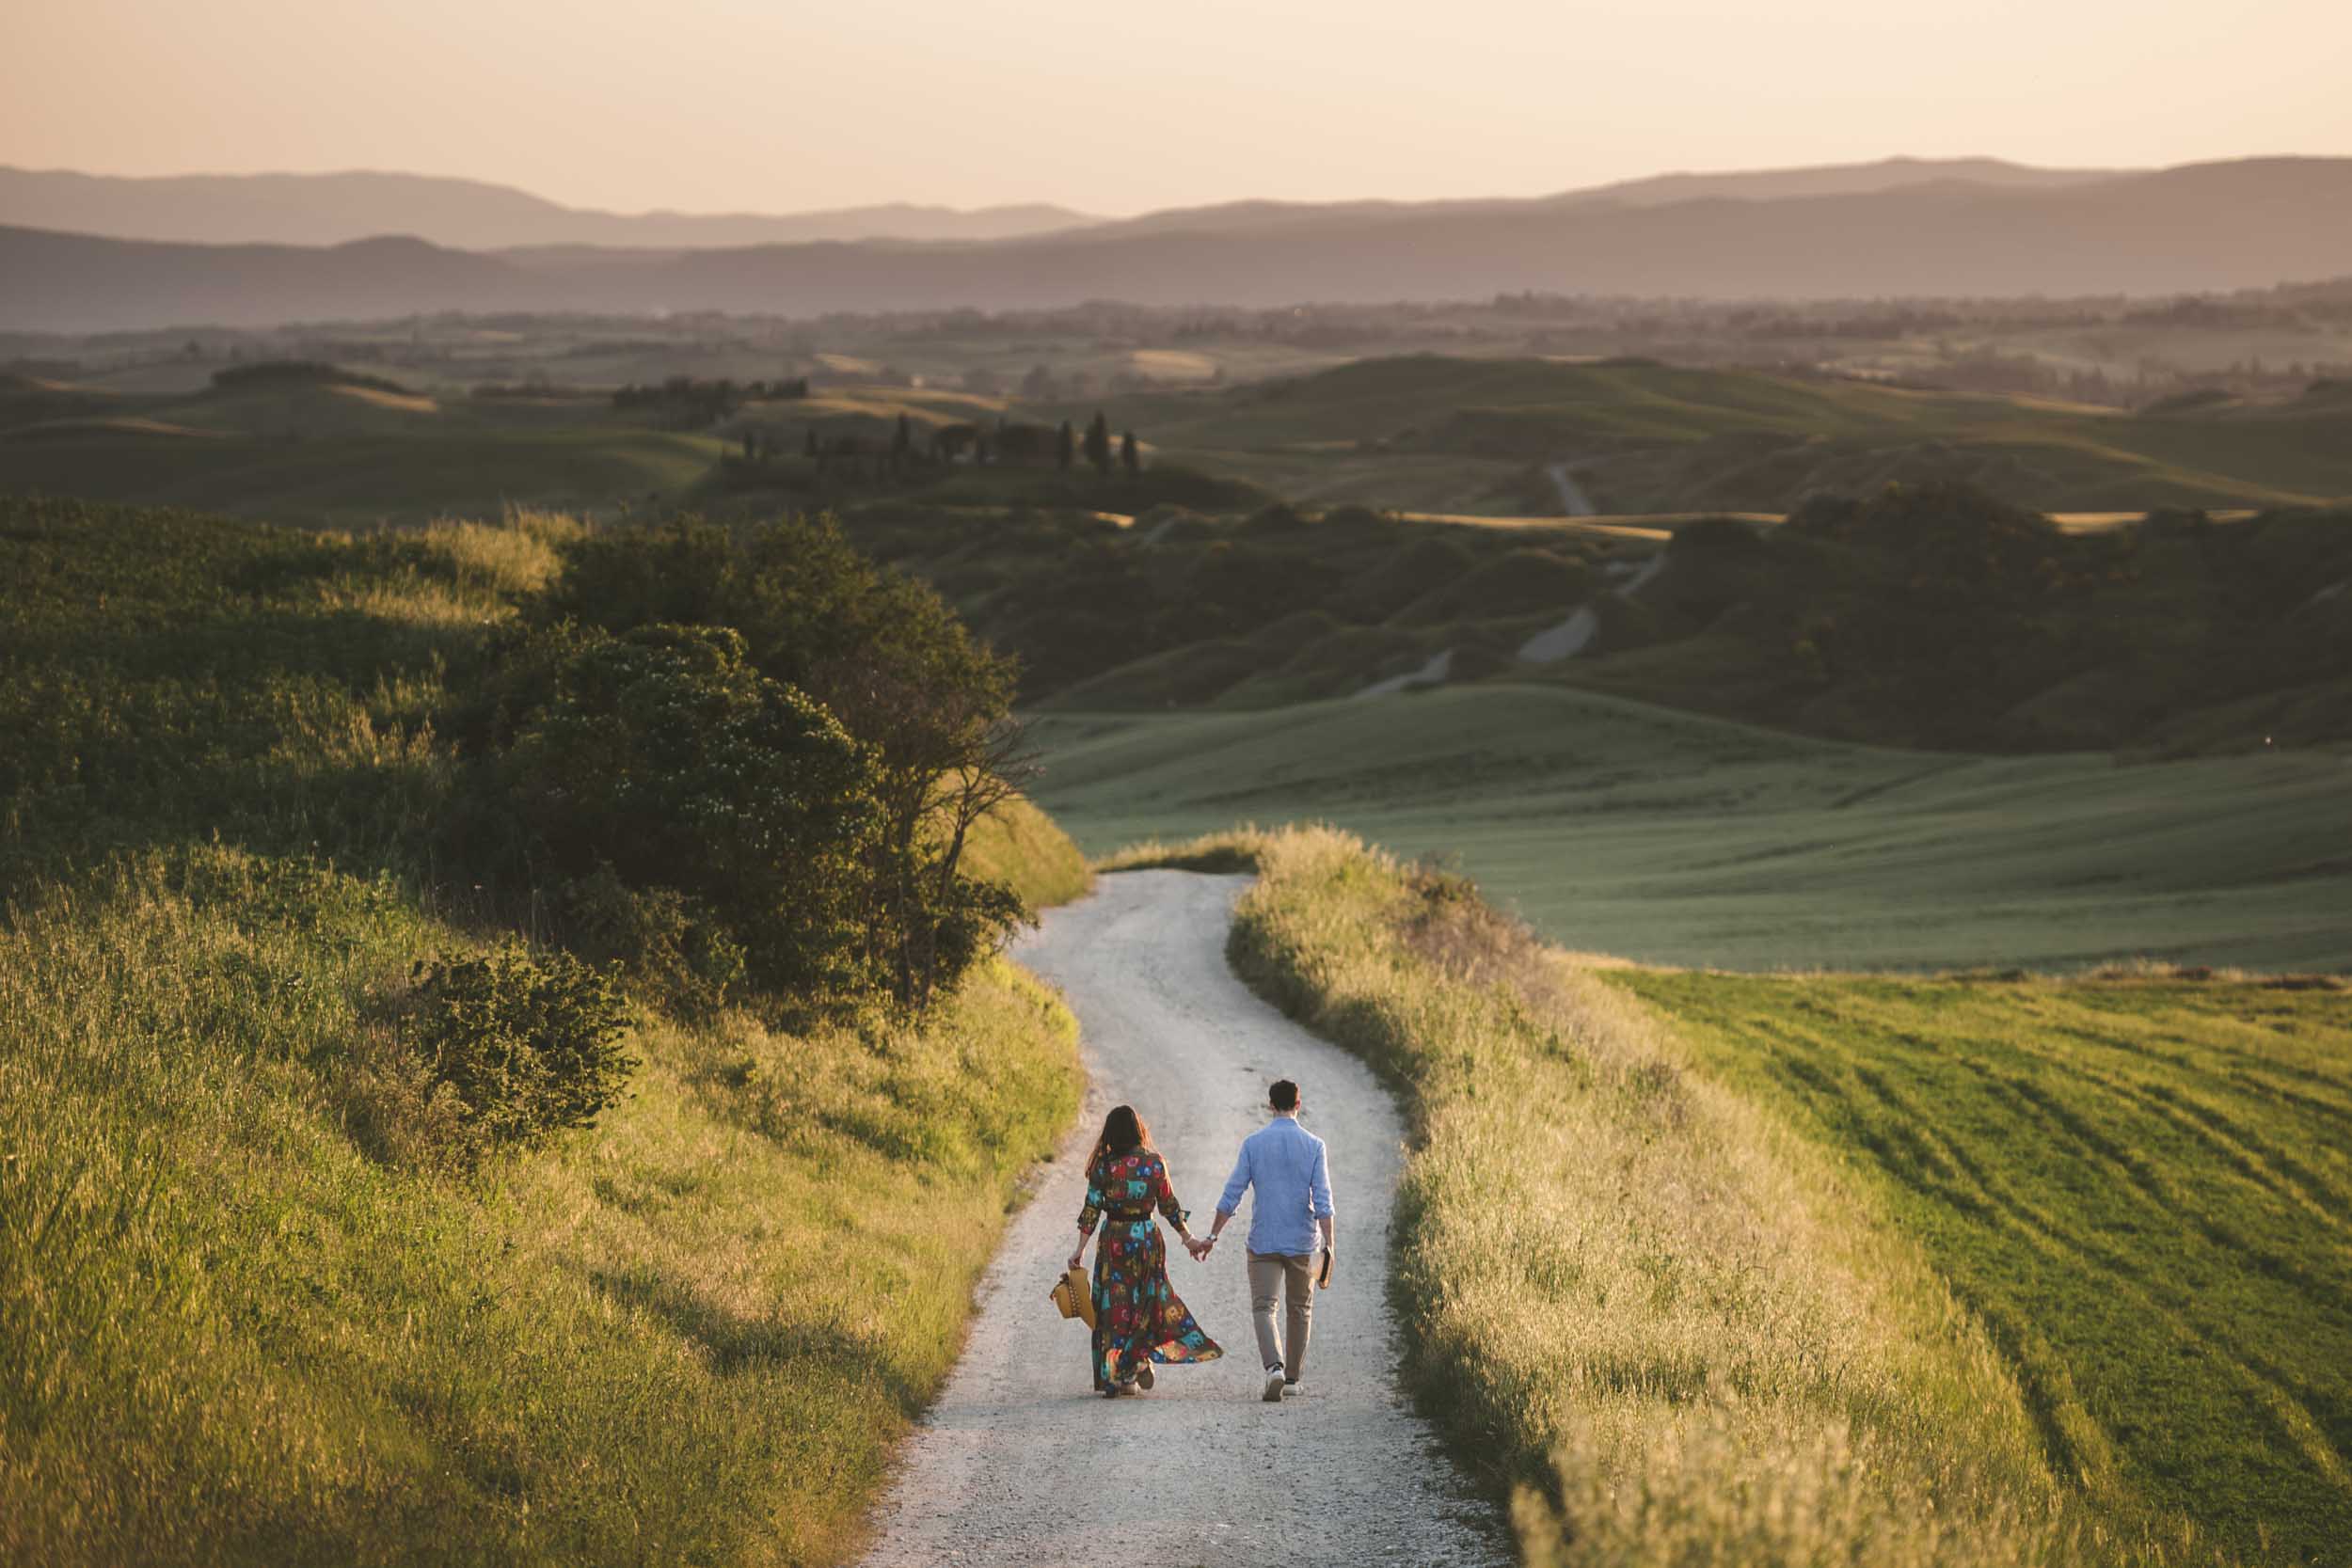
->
<box><xmin>1089</xmin><ymin>1104</ymin><xmax>1152</xmax><ymax>1176</ymax></box>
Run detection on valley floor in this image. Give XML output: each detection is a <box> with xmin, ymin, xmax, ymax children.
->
<box><xmin>1031</xmin><ymin>685</ymin><xmax>2352</xmax><ymax>973</ymax></box>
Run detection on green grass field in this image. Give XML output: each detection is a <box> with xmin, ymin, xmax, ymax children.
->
<box><xmin>1069</xmin><ymin>356</ymin><xmax>2352</xmax><ymax>515</ymax></box>
<box><xmin>1032</xmin><ymin>686</ymin><xmax>2352</xmax><ymax>973</ymax></box>
<box><xmin>1613</xmin><ymin>968</ymin><xmax>2352</xmax><ymax>1564</ymax></box>
<box><xmin>0</xmin><ymin>863</ymin><xmax>1079</xmax><ymax>1567</ymax></box>
<box><xmin>1214</xmin><ymin>829</ymin><xmax>2153</xmax><ymax>1563</ymax></box>
<box><xmin>12</xmin><ymin>353</ymin><xmax>2351</xmax><ymax>530</ymax></box>
<box><xmin>1207</xmin><ymin>825</ymin><xmax>2350</xmax><ymax>1565</ymax></box>
<box><xmin>0</xmin><ymin>420</ymin><xmax>723</xmax><ymax>527</ymax></box>
<box><xmin>0</xmin><ymin>498</ymin><xmax>1088</xmax><ymax>1566</ymax></box>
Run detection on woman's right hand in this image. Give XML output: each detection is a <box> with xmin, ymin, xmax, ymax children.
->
<box><xmin>1067</xmin><ymin>1250</ymin><xmax>1085</xmax><ymax>1272</ymax></box>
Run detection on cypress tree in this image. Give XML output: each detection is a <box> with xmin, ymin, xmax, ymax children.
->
<box><xmin>1084</xmin><ymin>411</ymin><xmax>1111</xmax><ymax>474</ymax></box>
<box><xmin>1119</xmin><ymin>430</ymin><xmax>1139</xmax><ymax>476</ymax></box>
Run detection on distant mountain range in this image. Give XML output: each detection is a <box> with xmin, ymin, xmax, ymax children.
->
<box><xmin>0</xmin><ymin>166</ymin><xmax>1097</xmax><ymax>249</ymax></box>
<box><xmin>5</xmin><ymin>157</ymin><xmax>2348</xmax><ymax>332</ymax></box>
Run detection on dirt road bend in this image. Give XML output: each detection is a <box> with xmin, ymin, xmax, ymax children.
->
<box><xmin>860</xmin><ymin>871</ymin><xmax>1507</xmax><ymax>1567</ymax></box>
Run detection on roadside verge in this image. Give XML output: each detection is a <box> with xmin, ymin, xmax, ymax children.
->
<box><xmin>1157</xmin><ymin>824</ymin><xmax>2169</xmax><ymax>1565</ymax></box>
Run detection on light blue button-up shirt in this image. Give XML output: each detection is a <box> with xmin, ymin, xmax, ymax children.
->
<box><xmin>1216</xmin><ymin>1115</ymin><xmax>1334</xmax><ymax>1257</ymax></box>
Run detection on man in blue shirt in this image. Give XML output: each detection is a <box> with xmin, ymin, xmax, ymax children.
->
<box><xmin>1202</xmin><ymin>1078</ymin><xmax>1335</xmax><ymax>1402</ymax></box>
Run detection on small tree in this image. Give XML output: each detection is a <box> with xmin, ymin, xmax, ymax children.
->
<box><xmin>1084</xmin><ymin>411</ymin><xmax>1111</xmax><ymax>474</ymax></box>
<box><xmin>500</xmin><ymin>623</ymin><xmax>886</xmax><ymax>999</ymax></box>
<box><xmin>893</xmin><ymin>411</ymin><xmax>914</xmax><ymax>465</ymax></box>
<box><xmin>1120</xmin><ymin>430</ymin><xmax>1139</xmax><ymax>476</ymax></box>
<box><xmin>1057</xmin><ymin>420</ymin><xmax>1075</xmax><ymax>471</ymax></box>
<box><xmin>528</xmin><ymin>517</ymin><xmax>1035</xmax><ymax>1010</ymax></box>
<box><xmin>411</xmin><ymin>942</ymin><xmax>635</xmax><ymax>1154</ymax></box>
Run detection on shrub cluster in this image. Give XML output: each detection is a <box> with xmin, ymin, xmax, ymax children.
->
<box><xmin>453</xmin><ymin>514</ymin><xmax>1032</xmax><ymax>1016</ymax></box>
<box><xmin>501</xmin><ymin>622</ymin><xmax>883</xmax><ymax>1003</ymax></box>
<box><xmin>409</xmin><ymin>941</ymin><xmax>635</xmax><ymax>1153</ymax></box>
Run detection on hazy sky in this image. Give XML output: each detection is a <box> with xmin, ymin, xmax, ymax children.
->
<box><xmin>7</xmin><ymin>0</ymin><xmax>2347</xmax><ymax>215</ymax></box>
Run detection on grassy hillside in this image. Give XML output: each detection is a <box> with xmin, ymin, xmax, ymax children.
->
<box><xmin>0</xmin><ymin>373</ymin><xmax>725</xmax><ymax>526</ymax></box>
<box><xmin>0</xmin><ymin>366</ymin><xmax>1261</xmax><ymax>527</ymax></box>
<box><xmin>959</xmin><ymin>793</ymin><xmax>1093</xmax><ymax>911</ymax></box>
<box><xmin>1203</xmin><ymin>827</ymin><xmax>2351</xmax><ymax>1563</ymax></box>
<box><xmin>1206</xmin><ymin>827</ymin><xmax>2300</xmax><ymax>1564</ymax></box>
<box><xmin>826</xmin><ymin>483</ymin><xmax>2352</xmax><ymax>756</ymax></box>
<box><xmin>0</xmin><ymin>497</ymin><xmax>1088</xmax><ymax>1565</ymax></box>
<box><xmin>1</xmin><ymin>869</ymin><xmax>1077</xmax><ymax>1566</ymax></box>
<box><xmin>1032</xmin><ymin>685</ymin><xmax>2352</xmax><ymax>973</ymax></box>
<box><xmin>1069</xmin><ymin>356</ymin><xmax>2352</xmax><ymax>515</ymax></box>
<box><xmin>12</xmin><ymin>352</ymin><xmax>2352</xmax><ymax>531</ymax></box>
<box><xmin>1612</xmin><ymin>967</ymin><xmax>2352</xmax><ymax>1565</ymax></box>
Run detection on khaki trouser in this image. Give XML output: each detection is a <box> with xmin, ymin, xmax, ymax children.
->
<box><xmin>1247</xmin><ymin>1250</ymin><xmax>1317</xmax><ymax>1379</ymax></box>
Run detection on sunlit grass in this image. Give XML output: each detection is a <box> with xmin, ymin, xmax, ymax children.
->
<box><xmin>420</xmin><ymin>510</ymin><xmax>582</xmax><ymax>598</ymax></box>
<box><xmin>1033</xmin><ymin>686</ymin><xmax>2352</xmax><ymax>973</ymax></box>
<box><xmin>959</xmin><ymin>793</ymin><xmax>1093</xmax><ymax>911</ymax></box>
<box><xmin>1216</xmin><ymin>825</ymin><xmax>2214</xmax><ymax>1565</ymax></box>
<box><xmin>0</xmin><ymin>495</ymin><xmax>1090</xmax><ymax>1565</ymax></box>
<box><xmin>0</xmin><ymin>847</ymin><xmax>1080</xmax><ymax>1567</ymax></box>
<box><xmin>1613</xmin><ymin>967</ymin><xmax>2352</xmax><ymax>1564</ymax></box>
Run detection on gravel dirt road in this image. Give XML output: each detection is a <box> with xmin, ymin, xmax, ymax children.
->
<box><xmin>860</xmin><ymin>870</ymin><xmax>1508</xmax><ymax>1567</ymax></box>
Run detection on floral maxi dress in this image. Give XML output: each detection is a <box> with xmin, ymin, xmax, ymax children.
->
<box><xmin>1079</xmin><ymin>1149</ymin><xmax>1223</xmax><ymax>1391</ymax></box>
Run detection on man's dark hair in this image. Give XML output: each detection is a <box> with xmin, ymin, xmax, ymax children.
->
<box><xmin>1269</xmin><ymin>1079</ymin><xmax>1299</xmax><ymax>1112</ymax></box>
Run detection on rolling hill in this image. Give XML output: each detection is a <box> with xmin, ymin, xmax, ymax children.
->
<box><xmin>8</xmin><ymin>157</ymin><xmax>2351</xmax><ymax>331</ymax></box>
<box><xmin>0</xmin><ymin>364</ymin><xmax>723</xmax><ymax>524</ymax></box>
<box><xmin>1028</xmin><ymin>685</ymin><xmax>2352</xmax><ymax>973</ymax></box>
<box><xmin>0</xmin><ymin>166</ymin><xmax>1096</xmax><ymax>249</ymax></box>
<box><xmin>1075</xmin><ymin>355</ymin><xmax>2352</xmax><ymax>515</ymax></box>
<box><xmin>1084</xmin><ymin>155</ymin><xmax>2129</xmax><ymax>238</ymax></box>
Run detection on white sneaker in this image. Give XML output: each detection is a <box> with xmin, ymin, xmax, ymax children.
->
<box><xmin>1262</xmin><ymin>1368</ymin><xmax>1286</xmax><ymax>1403</ymax></box>
<box><xmin>1282</xmin><ymin>1379</ymin><xmax>1302</xmax><ymax>1398</ymax></box>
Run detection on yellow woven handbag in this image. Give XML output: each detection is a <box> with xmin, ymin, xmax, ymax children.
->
<box><xmin>1049</xmin><ymin>1265</ymin><xmax>1096</xmax><ymax>1328</ymax></box>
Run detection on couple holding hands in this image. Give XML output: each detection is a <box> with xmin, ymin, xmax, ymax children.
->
<box><xmin>1067</xmin><ymin>1079</ymin><xmax>1335</xmax><ymax>1403</ymax></box>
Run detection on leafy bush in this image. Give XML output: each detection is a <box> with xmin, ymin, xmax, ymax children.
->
<box><xmin>1666</xmin><ymin>515</ymin><xmax>1768</xmax><ymax>556</ymax></box>
<box><xmin>529</xmin><ymin>515</ymin><xmax>1033</xmax><ymax>1007</ymax></box>
<box><xmin>1804</xmin><ymin>481</ymin><xmax>2121</xmax><ymax>742</ymax></box>
<box><xmin>1392</xmin><ymin>547</ymin><xmax>1590</xmax><ymax>625</ymax></box>
<box><xmin>500</xmin><ymin>623</ymin><xmax>884</xmax><ymax>999</ymax></box>
<box><xmin>410</xmin><ymin>941</ymin><xmax>635</xmax><ymax>1152</ymax></box>
<box><xmin>557</xmin><ymin>865</ymin><xmax>748</xmax><ymax>1020</ymax></box>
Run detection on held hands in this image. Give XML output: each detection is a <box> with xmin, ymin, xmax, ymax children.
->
<box><xmin>1184</xmin><ymin>1234</ymin><xmax>1216</xmax><ymax>1261</ymax></box>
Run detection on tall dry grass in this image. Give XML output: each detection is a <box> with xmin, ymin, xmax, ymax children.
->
<box><xmin>0</xmin><ymin>495</ymin><xmax>1089</xmax><ymax>1566</ymax></box>
<box><xmin>0</xmin><ymin>846</ymin><xmax>1081</xmax><ymax>1566</ymax></box>
<box><xmin>1217</xmin><ymin>825</ymin><xmax>2185</xmax><ymax>1567</ymax></box>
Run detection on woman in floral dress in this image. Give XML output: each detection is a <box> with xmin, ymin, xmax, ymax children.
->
<box><xmin>1066</xmin><ymin>1105</ymin><xmax>1223</xmax><ymax>1396</ymax></box>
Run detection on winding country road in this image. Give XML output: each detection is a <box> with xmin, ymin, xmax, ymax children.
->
<box><xmin>1544</xmin><ymin>458</ymin><xmax>1598</xmax><ymax>516</ymax></box>
<box><xmin>861</xmin><ymin>871</ymin><xmax>1507</xmax><ymax>1567</ymax></box>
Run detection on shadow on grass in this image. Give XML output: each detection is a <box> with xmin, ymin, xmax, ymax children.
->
<box><xmin>585</xmin><ymin>1265</ymin><xmax>925</xmax><ymax>1413</ymax></box>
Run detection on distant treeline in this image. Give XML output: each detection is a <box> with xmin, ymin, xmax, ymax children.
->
<box><xmin>830</xmin><ymin>481</ymin><xmax>2352</xmax><ymax>753</ymax></box>
<box><xmin>612</xmin><ymin>374</ymin><xmax>808</xmax><ymax>425</ymax></box>
<box><xmin>723</xmin><ymin>411</ymin><xmax>1141</xmax><ymax>493</ymax></box>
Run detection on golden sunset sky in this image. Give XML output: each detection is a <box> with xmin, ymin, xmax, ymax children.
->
<box><xmin>6</xmin><ymin>0</ymin><xmax>2347</xmax><ymax>214</ymax></box>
